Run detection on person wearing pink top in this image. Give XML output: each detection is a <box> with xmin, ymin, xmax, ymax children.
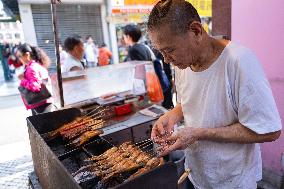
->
<box><xmin>16</xmin><ymin>43</ymin><xmax>54</xmax><ymax>115</ymax></box>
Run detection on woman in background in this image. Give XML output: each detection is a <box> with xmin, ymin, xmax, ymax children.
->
<box><xmin>17</xmin><ymin>43</ymin><xmax>54</xmax><ymax>115</ymax></box>
<box><xmin>98</xmin><ymin>43</ymin><xmax>112</xmax><ymax>66</ymax></box>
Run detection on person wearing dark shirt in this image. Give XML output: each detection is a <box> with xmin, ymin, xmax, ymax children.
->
<box><xmin>153</xmin><ymin>50</ymin><xmax>174</xmax><ymax>109</ymax></box>
<box><xmin>123</xmin><ymin>24</ymin><xmax>152</xmax><ymax>61</ymax></box>
<box><xmin>1</xmin><ymin>43</ymin><xmax>12</xmax><ymax>81</ymax></box>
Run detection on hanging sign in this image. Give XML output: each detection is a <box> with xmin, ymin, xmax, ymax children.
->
<box><xmin>186</xmin><ymin>0</ymin><xmax>212</xmax><ymax>17</ymax></box>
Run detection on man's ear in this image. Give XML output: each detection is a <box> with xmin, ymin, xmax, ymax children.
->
<box><xmin>188</xmin><ymin>21</ymin><xmax>203</xmax><ymax>37</ymax></box>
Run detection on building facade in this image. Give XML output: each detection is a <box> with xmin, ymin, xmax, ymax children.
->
<box><xmin>18</xmin><ymin>0</ymin><xmax>113</xmax><ymax>65</ymax></box>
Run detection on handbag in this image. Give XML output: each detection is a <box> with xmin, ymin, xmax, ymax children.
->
<box><xmin>18</xmin><ymin>83</ymin><xmax>51</xmax><ymax>105</ymax></box>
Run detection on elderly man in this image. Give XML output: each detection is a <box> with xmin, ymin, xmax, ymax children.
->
<box><xmin>148</xmin><ymin>0</ymin><xmax>282</xmax><ymax>188</ymax></box>
<box><xmin>62</xmin><ymin>34</ymin><xmax>85</xmax><ymax>72</ymax></box>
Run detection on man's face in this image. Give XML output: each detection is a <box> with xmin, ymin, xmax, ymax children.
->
<box><xmin>74</xmin><ymin>42</ymin><xmax>84</xmax><ymax>59</ymax></box>
<box><xmin>87</xmin><ymin>37</ymin><xmax>93</xmax><ymax>44</ymax></box>
<box><xmin>149</xmin><ymin>24</ymin><xmax>200</xmax><ymax>69</ymax></box>
<box><xmin>123</xmin><ymin>34</ymin><xmax>132</xmax><ymax>46</ymax></box>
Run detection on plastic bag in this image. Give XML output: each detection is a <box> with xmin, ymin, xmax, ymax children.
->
<box><xmin>145</xmin><ymin>64</ymin><xmax>164</xmax><ymax>103</ymax></box>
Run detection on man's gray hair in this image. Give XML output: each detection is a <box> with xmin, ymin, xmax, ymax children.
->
<box><xmin>147</xmin><ymin>0</ymin><xmax>201</xmax><ymax>34</ymax></box>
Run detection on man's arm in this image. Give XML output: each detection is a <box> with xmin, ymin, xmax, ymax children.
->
<box><xmin>70</xmin><ymin>66</ymin><xmax>82</xmax><ymax>72</ymax></box>
<box><xmin>197</xmin><ymin>122</ymin><xmax>281</xmax><ymax>143</ymax></box>
<box><xmin>160</xmin><ymin>122</ymin><xmax>281</xmax><ymax>156</ymax></box>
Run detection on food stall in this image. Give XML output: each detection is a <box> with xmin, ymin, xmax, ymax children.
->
<box><xmin>25</xmin><ymin>1</ymin><xmax>189</xmax><ymax>188</ymax></box>
<box><xmin>27</xmin><ymin>60</ymin><xmax>189</xmax><ymax>189</ymax></box>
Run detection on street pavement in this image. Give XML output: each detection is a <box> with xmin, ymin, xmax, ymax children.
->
<box><xmin>0</xmin><ymin>65</ymin><xmax>33</xmax><ymax>189</ymax></box>
<box><xmin>0</xmin><ymin>142</ymin><xmax>33</xmax><ymax>189</ymax></box>
<box><xmin>0</xmin><ymin>64</ymin><xmax>19</xmax><ymax>98</ymax></box>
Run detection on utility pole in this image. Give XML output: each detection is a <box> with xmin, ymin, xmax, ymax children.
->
<box><xmin>50</xmin><ymin>0</ymin><xmax>64</xmax><ymax>107</ymax></box>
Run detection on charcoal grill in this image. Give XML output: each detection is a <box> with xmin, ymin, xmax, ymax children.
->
<box><xmin>27</xmin><ymin>107</ymin><xmax>180</xmax><ymax>189</ymax></box>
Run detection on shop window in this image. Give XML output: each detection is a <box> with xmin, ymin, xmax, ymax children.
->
<box><xmin>3</xmin><ymin>23</ymin><xmax>10</xmax><ymax>29</ymax></box>
<box><xmin>5</xmin><ymin>33</ymin><xmax>12</xmax><ymax>39</ymax></box>
<box><xmin>15</xmin><ymin>33</ymin><xmax>21</xmax><ymax>39</ymax></box>
<box><xmin>12</xmin><ymin>23</ymin><xmax>18</xmax><ymax>29</ymax></box>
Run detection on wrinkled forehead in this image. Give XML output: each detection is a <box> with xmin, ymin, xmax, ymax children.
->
<box><xmin>148</xmin><ymin>25</ymin><xmax>180</xmax><ymax>50</ymax></box>
<box><xmin>148</xmin><ymin>26</ymin><xmax>172</xmax><ymax>49</ymax></box>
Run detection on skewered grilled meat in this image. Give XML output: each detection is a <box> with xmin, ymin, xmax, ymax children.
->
<box><xmin>101</xmin><ymin>160</ymin><xmax>141</xmax><ymax>182</ymax></box>
<box><xmin>48</xmin><ymin>116</ymin><xmax>94</xmax><ymax>138</ymax></box>
<box><xmin>70</xmin><ymin>130</ymin><xmax>104</xmax><ymax>147</ymax></box>
<box><xmin>94</xmin><ymin>150</ymin><xmax>130</xmax><ymax>167</ymax></box>
<box><xmin>74</xmin><ymin>141</ymin><xmax>163</xmax><ymax>185</ymax></box>
<box><xmin>61</xmin><ymin>120</ymin><xmax>104</xmax><ymax>140</ymax></box>
<box><xmin>134</xmin><ymin>152</ymin><xmax>151</xmax><ymax>165</ymax></box>
<box><xmin>47</xmin><ymin>105</ymin><xmax>109</xmax><ymax>139</ymax></box>
<box><xmin>119</xmin><ymin>141</ymin><xmax>134</xmax><ymax>151</ymax></box>
<box><xmin>128</xmin><ymin>157</ymin><xmax>164</xmax><ymax>180</ymax></box>
<box><xmin>81</xmin><ymin>143</ymin><xmax>141</xmax><ymax>174</ymax></box>
<box><xmin>85</xmin><ymin>147</ymin><xmax>119</xmax><ymax>162</ymax></box>
<box><xmin>61</xmin><ymin>123</ymin><xmax>92</xmax><ymax>140</ymax></box>
<box><xmin>94</xmin><ymin>145</ymin><xmax>143</xmax><ymax>167</ymax></box>
<box><xmin>86</xmin><ymin>142</ymin><xmax>133</xmax><ymax>162</ymax></box>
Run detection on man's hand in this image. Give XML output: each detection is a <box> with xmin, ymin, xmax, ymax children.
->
<box><xmin>151</xmin><ymin>104</ymin><xmax>183</xmax><ymax>143</ymax></box>
<box><xmin>151</xmin><ymin>112</ymin><xmax>176</xmax><ymax>143</ymax></box>
<box><xmin>158</xmin><ymin>127</ymin><xmax>200</xmax><ymax>156</ymax></box>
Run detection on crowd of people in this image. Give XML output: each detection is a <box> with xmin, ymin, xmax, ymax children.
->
<box><xmin>57</xmin><ymin>30</ymin><xmax>174</xmax><ymax>109</ymax></box>
<box><xmin>0</xmin><ymin>30</ymin><xmax>175</xmax><ymax>114</ymax></box>
<box><xmin>0</xmin><ymin>43</ymin><xmax>24</xmax><ymax>82</ymax></box>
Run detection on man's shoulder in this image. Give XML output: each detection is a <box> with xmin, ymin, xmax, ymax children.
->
<box><xmin>132</xmin><ymin>43</ymin><xmax>147</xmax><ymax>51</ymax></box>
<box><xmin>224</xmin><ymin>42</ymin><xmax>266</xmax><ymax>85</ymax></box>
<box><xmin>64</xmin><ymin>55</ymin><xmax>80</xmax><ymax>66</ymax></box>
<box><xmin>224</xmin><ymin>42</ymin><xmax>254</xmax><ymax>60</ymax></box>
<box><xmin>224</xmin><ymin>42</ymin><xmax>260</xmax><ymax>71</ymax></box>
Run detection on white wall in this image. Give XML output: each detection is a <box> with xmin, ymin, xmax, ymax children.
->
<box><xmin>107</xmin><ymin>0</ymin><xmax>119</xmax><ymax>64</ymax></box>
<box><xmin>232</xmin><ymin>0</ymin><xmax>284</xmax><ymax>174</ymax></box>
<box><xmin>100</xmin><ymin>4</ymin><xmax>110</xmax><ymax>48</ymax></box>
<box><xmin>18</xmin><ymin>4</ymin><xmax>37</xmax><ymax>46</ymax></box>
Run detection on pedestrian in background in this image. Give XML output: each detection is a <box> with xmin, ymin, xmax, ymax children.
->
<box><xmin>123</xmin><ymin>24</ymin><xmax>152</xmax><ymax>61</ymax></box>
<box><xmin>152</xmin><ymin>49</ymin><xmax>174</xmax><ymax>109</ymax></box>
<box><xmin>62</xmin><ymin>35</ymin><xmax>85</xmax><ymax>72</ymax></box>
<box><xmin>84</xmin><ymin>35</ymin><xmax>98</xmax><ymax>67</ymax></box>
<box><xmin>16</xmin><ymin>43</ymin><xmax>54</xmax><ymax>115</ymax></box>
<box><xmin>98</xmin><ymin>43</ymin><xmax>112</xmax><ymax>66</ymax></box>
<box><xmin>1</xmin><ymin>42</ymin><xmax>13</xmax><ymax>81</ymax></box>
<box><xmin>8</xmin><ymin>54</ymin><xmax>23</xmax><ymax>76</ymax></box>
